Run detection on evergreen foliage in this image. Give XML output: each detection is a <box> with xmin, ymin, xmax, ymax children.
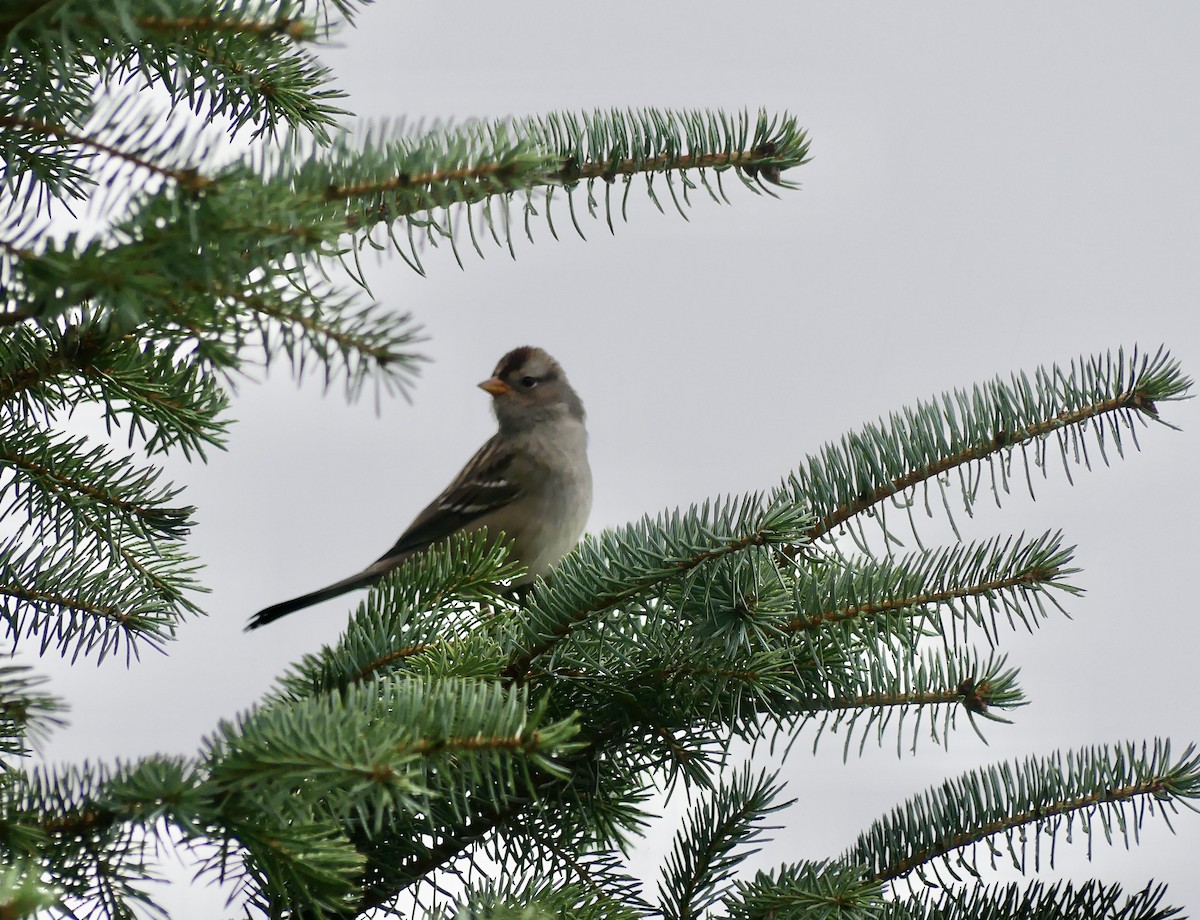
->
<box><xmin>0</xmin><ymin>1</ymin><xmax>1194</xmax><ymax>918</ymax></box>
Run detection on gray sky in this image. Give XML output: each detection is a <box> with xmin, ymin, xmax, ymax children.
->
<box><xmin>34</xmin><ymin>2</ymin><xmax>1200</xmax><ymax>915</ymax></box>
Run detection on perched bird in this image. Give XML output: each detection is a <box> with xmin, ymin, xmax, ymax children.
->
<box><xmin>247</xmin><ymin>346</ymin><xmax>592</xmax><ymax>630</ymax></box>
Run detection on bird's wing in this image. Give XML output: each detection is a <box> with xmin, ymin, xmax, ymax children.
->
<box><xmin>246</xmin><ymin>436</ymin><xmax>523</xmax><ymax>630</ymax></box>
<box><xmin>371</xmin><ymin>433</ymin><xmax>523</xmax><ymax>565</ymax></box>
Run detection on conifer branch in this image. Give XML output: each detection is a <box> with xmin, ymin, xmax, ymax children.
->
<box><xmin>722</xmin><ymin>860</ymin><xmax>884</xmax><ymax>920</ymax></box>
<box><xmin>659</xmin><ymin>767</ymin><xmax>788</xmax><ymax>920</ymax></box>
<box><xmin>225</xmin><ymin>817</ymin><xmax>364</xmax><ymax>917</ymax></box>
<box><xmin>503</xmin><ymin>497</ymin><xmax>812</xmax><ymax>681</ymax></box>
<box><xmin>0</xmin><ymin>325</ymin><xmax>229</xmax><ymax>458</ymax></box>
<box><xmin>223</xmin><ymin>282</ymin><xmax>423</xmax><ymax>396</ymax></box>
<box><xmin>207</xmin><ymin>679</ymin><xmax>581</xmax><ymax>843</ymax></box>
<box><xmin>786</xmin><ymin>532</ymin><xmax>1079</xmax><ymax>642</ymax></box>
<box><xmin>119</xmin><ymin>13</ymin><xmax>314</xmax><ymax>39</ymax></box>
<box><xmin>786</xmin><ymin>566</ymin><xmax>1052</xmax><ymax>632</ymax></box>
<box><xmin>259</xmin><ymin>347</ymin><xmax>1190</xmax><ymax>914</ymax></box>
<box><xmin>816</xmin><ymin>683</ymin><xmax>989</xmax><ymax>715</ymax></box>
<box><xmin>802</xmin><ymin>644</ymin><xmax>1026</xmax><ymax>756</ymax></box>
<box><xmin>880</xmin><ymin>879</ymin><xmax>1181</xmax><ymax>920</ymax></box>
<box><xmin>1</xmin><ymin>581</ymin><xmax>123</xmax><ymax>627</ymax></box>
<box><xmin>270</xmin><ymin>533</ymin><xmax>520</xmax><ymax>701</ymax></box>
<box><xmin>524</xmin><ymin>835</ymin><xmax>641</xmax><ymax>907</ymax></box>
<box><xmin>230</xmin><ymin>289</ymin><xmax>392</xmax><ymax>361</ymax></box>
<box><xmin>0</xmin><ymin>537</ymin><xmax>197</xmax><ymax>659</ymax></box>
<box><xmin>783</xmin><ymin>346</ymin><xmax>1191</xmax><ymax>548</ymax></box>
<box><xmin>298</xmin><ymin>108</ymin><xmax>810</xmax><ymax>271</ymax></box>
<box><xmin>0</xmin><ymin>324</ymin><xmax>109</xmax><ymax>404</ymax></box>
<box><xmin>4</xmin><ymin>0</ymin><xmax>353</xmax><ymax>140</ymax></box>
<box><xmin>351</xmin><ymin>741</ymin><xmax>646</xmax><ymax>912</ymax></box>
<box><xmin>0</xmin><ymin>442</ymin><xmax>191</xmax><ymax>537</ymax></box>
<box><xmin>0</xmin><ymin>664</ymin><xmax>65</xmax><ymax>763</ymax></box>
<box><xmin>356</xmin><ymin>795</ymin><xmax>531</xmax><ymax>911</ymax></box>
<box><xmin>800</xmin><ymin>648</ymin><xmax>1023</xmax><ymax>752</ymax></box>
<box><xmin>0</xmin><ymin>758</ymin><xmax>209</xmax><ymax>918</ymax></box>
<box><xmin>852</xmin><ymin>741</ymin><xmax>1200</xmax><ymax>884</ymax></box>
<box><xmin>0</xmin><ymin>420</ymin><xmax>197</xmax><ymax>544</ymax></box>
<box><xmin>443</xmin><ymin>879</ymin><xmax>645</xmax><ymax>920</ymax></box>
<box><xmin>0</xmin><ymin>858</ymin><xmax>60</xmax><ymax>919</ymax></box>
<box><xmin>0</xmin><ymin>112</ymin><xmax>212</xmax><ymax>192</ymax></box>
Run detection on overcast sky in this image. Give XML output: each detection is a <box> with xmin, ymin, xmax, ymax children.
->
<box><xmin>33</xmin><ymin>3</ymin><xmax>1200</xmax><ymax>916</ymax></box>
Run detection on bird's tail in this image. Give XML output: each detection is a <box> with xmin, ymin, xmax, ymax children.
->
<box><xmin>245</xmin><ymin>572</ymin><xmax>376</xmax><ymax>631</ymax></box>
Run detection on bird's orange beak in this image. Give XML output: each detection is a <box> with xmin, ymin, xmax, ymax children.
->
<box><xmin>479</xmin><ymin>377</ymin><xmax>511</xmax><ymax>396</ymax></box>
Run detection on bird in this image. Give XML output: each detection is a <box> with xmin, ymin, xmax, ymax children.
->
<box><xmin>246</xmin><ymin>346</ymin><xmax>592</xmax><ymax>630</ymax></box>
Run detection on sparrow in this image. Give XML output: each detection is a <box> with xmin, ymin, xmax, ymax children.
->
<box><xmin>247</xmin><ymin>346</ymin><xmax>592</xmax><ymax>629</ymax></box>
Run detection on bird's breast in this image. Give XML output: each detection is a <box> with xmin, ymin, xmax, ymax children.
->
<box><xmin>500</xmin><ymin>422</ymin><xmax>592</xmax><ymax>579</ymax></box>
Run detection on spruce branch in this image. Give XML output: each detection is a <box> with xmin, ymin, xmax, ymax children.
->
<box><xmin>804</xmin><ymin>648</ymin><xmax>1026</xmax><ymax>757</ymax></box>
<box><xmin>0</xmin><ymin>110</ymin><xmax>214</xmax><ymax>197</ymax></box>
<box><xmin>296</xmin><ymin>108</ymin><xmax>810</xmax><ymax>272</ymax></box>
<box><xmin>0</xmin><ymin>858</ymin><xmax>60</xmax><ymax>920</ymax></box>
<box><xmin>518</xmin><ymin>538</ymin><xmax>1050</xmax><ymax>760</ymax></box>
<box><xmin>0</xmin><ymin>758</ymin><xmax>209</xmax><ymax>920</ymax></box>
<box><xmin>0</xmin><ymin>418</ymin><xmax>208</xmax><ymax>663</ymax></box>
<box><xmin>315</xmin><ymin>118</ymin><xmax>557</xmax><ymax>212</ymax></box>
<box><xmin>782</xmin><ymin>346</ymin><xmax>1192</xmax><ymax>549</ymax></box>
<box><xmin>0</xmin><ymin>421</ymin><xmax>196</xmax><ymax>540</ymax></box>
<box><xmin>224</xmin><ymin>279</ymin><xmax>425</xmax><ymax>399</ymax></box>
<box><xmin>111</xmin><ymin>12</ymin><xmax>315</xmax><ymax>40</ymax></box>
<box><xmin>442</xmin><ymin>878</ymin><xmax>645</xmax><ymax>920</ymax></box>
<box><xmin>84</xmin><ymin>352</ymin><xmax>230</xmax><ymax>459</ymax></box>
<box><xmin>464</xmin><ymin>836</ymin><xmax>650</xmax><ymax>920</ymax></box>
<box><xmin>269</xmin><ymin>531</ymin><xmax>522</xmax><ymax>701</ymax></box>
<box><xmin>3</xmin><ymin>177</ymin><xmax>423</xmax><ymax>397</ymax></box>
<box><xmin>348</xmin><ymin>741</ymin><xmax>655</xmax><ymax>913</ymax></box>
<box><xmin>3</xmin><ymin>189</ymin><xmax>326</xmax><ymax>330</ymax></box>
<box><xmin>539</xmin><ymin>628</ymin><xmax>819</xmax><ymax>773</ymax></box>
<box><xmin>882</xmin><ymin>879</ymin><xmax>1182</xmax><ymax>920</ymax></box>
<box><xmin>0</xmin><ymin>322</ymin><xmax>112</xmax><ymax>409</ymax></box>
<box><xmin>256</xmin><ymin>346</ymin><xmax>1192</xmax><ymax>915</ymax></box>
<box><xmin>503</xmin><ymin>495</ymin><xmax>812</xmax><ymax>681</ymax></box>
<box><xmin>787</xmin><ymin>531</ymin><xmax>1080</xmax><ymax>645</ymax></box>
<box><xmin>851</xmin><ymin>740</ymin><xmax>1200</xmax><ymax>886</ymax></box>
<box><xmin>206</xmin><ymin>678</ymin><xmax>582</xmax><ymax>840</ymax></box>
<box><xmin>354</xmin><ymin>645</ymin><xmax>794</xmax><ymax>900</ymax></box>
<box><xmin>0</xmin><ymin>323</ymin><xmax>230</xmax><ymax>458</ymax></box>
<box><xmin>354</xmin><ymin>794</ymin><xmax>532</xmax><ymax>910</ymax></box>
<box><xmin>0</xmin><ymin>663</ymin><xmax>66</xmax><ymax>763</ymax></box>
<box><xmin>222</xmin><ymin>817</ymin><xmax>365</xmax><ymax>918</ymax></box>
<box><xmin>658</xmin><ymin>766</ymin><xmax>789</xmax><ymax>920</ymax></box>
<box><xmin>1</xmin><ymin>531</ymin><xmax>202</xmax><ymax>662</ymax></box>
<box><xmin>0</xmin><ymin>113</ymin><xmax>96</xmax><ymax>219</ymax></box>
<box><xmin>3</xmin><ymin>0</ymin><xmax>355</xmax><ymax>141</ymax></box>
<box><xmin>538</xmin><ymin>107</ymin><xmax>807</xmax><ymax>191</ymax></box>
<box><xmin>0</xmin><ymin>323</ymin><xmax>108</xmax><ymax>410</ymax></box>
<box><xmin>656</xmin><ymin>548</ymin><xmax>802</xmax><ymax>655</ymax></box>
<box><xmin>722</xmin><ymin>860</ymin><xmax>883</xmax><ymax>920</ymax></box>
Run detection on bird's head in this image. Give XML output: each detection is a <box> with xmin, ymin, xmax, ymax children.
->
<box><xmin>479</xmin><ymin>346</ymin><xmax>585</xmax><ymax>431</ymax></box>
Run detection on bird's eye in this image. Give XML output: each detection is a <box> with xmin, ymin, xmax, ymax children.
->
<box><xmin>520</xmin><ymin>376</ymin><xmax>538</xmax><ymax>389</ymax></box>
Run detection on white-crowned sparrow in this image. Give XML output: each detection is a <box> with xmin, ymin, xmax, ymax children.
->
<box><xmin>247</xmin><ymin>346</ymin><xmax>592</xmax><ymax>630</ymax></box>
